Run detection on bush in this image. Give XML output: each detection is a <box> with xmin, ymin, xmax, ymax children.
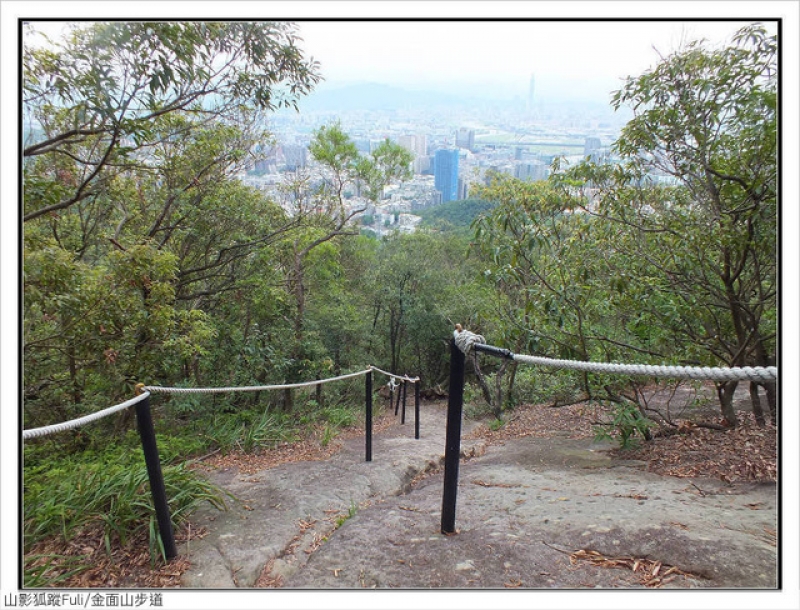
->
<box><xmin>23</xmin><ymin>445</ymin><xmax>227</xmax><ymax>577</ymax></box>
<box><xmin>593</xmin><ymin>402</ymin><xmax>654</xmax><ymax>449</ymax></box>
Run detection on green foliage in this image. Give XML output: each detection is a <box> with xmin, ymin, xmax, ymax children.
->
<box><xmin>594</xmin><ymin>402</ymin><xmax>654</xmax><ymax>450</ymax></box>
<box><xmin>23</xmin><ymin>21</ymin><xmax>321</xmax><ymax>222</ymax></box>
<box><xmin>417</xmin><ymin>198</ymin><xmax>496</xmax><ymax>231</ymax></box>
<box><xmin>473</xmin><ymin>26</ymin><xmax>777</xmax><ymax>424</ymax></box>
<box><xmin>488</xmin><ymin>418</ymin><xmax>505</xmax><ymax>432</ymax></box>
<box><xmin>510</xmin><ymin>367</ymin><xmax>585</xmax><ymax>408</ymax></box>
<box><xmin>333</xmin><ymin>500</ymin><xmax>359</xmax><ymax>529</ymax></box>
<box><xmin>202</xmin><ymin>409</ymin><xmax>300</xmax><ymax>454</ymax></box>
<box><xmin>23</xmin><ymin>445</ymin><xmax>227</xmax><ymax>561</ymax></box>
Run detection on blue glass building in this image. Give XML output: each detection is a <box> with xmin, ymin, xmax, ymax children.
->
<box><xmin>434</xmin><ymin>149</ymin><xmax>459</xmax><ymax>202</ymax></box>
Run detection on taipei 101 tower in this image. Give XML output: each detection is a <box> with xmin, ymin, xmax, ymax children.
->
<box><xmin>527</xmin><ymin>74</ymin><xmax>536</xmax><ymax>115</ymax></box>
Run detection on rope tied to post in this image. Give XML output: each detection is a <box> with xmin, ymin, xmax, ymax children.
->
<box><xmin>453</xmin><ymin>324</ymin><xmax>485</xmax><ymax>355</ymax></box>
<box><xmin>451</xmin><ymin>325</ymin><xmax>778</xmax><ymax>383</ymax></box>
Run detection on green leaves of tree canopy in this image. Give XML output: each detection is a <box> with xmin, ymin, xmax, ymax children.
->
<box><xmin>601</xmin><ymin>25</ymin><xmax>776</xmax><ymax>425</ymax></box>
<box><xmin>23</xmin><ymin>21</ymin><xmax>321</xmax><ymax>222</ymax></box>
<box><xmin>505</xmin><ymin>24</ymin><xmax>775</xmax><ymax>427</ymax></box>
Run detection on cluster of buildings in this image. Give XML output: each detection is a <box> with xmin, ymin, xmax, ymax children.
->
<box><xmin>236</xmin><ymin>79</ymin><xmax>625</xmax><ymax>236</ymax></box>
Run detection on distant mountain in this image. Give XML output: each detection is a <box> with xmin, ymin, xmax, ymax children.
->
<box><xmin>297</xmin><ymin>82</ymin><xmax>513</xmax><ymax>112</ymax></box>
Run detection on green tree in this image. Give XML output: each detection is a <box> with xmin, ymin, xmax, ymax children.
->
<box><xmin>23</xmin><ymin>21</ymin><xmax>319</xmax><ymax>222</ymax></box>
<box><xmin>474</xmin><ymin>174</ymin><xmax>652</xmax><ymax>416</ymax></box>
<box><xmin>360</xmin><ymin>232</ymin><xmax>495</xmax><ymax>389</ymax></box>
<box><xmin>277</xmin><ymin>124</ymin><xmax>413</xmax><ymax>409</ymax></box>
<box><xmin>23</xmin><ymin>21</ymin><xmax>320</xmax><ymax>435</ymax></box>
<box><xmin>563</xmin><ymin>24</ymin><xmax>777</xmax><ymax>426</ymax></box>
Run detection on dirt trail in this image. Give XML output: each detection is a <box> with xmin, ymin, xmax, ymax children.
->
<box><xmin>180</xmin><ymin>400</ymin><xmax>777</xmax><ymax>589</ymax></box>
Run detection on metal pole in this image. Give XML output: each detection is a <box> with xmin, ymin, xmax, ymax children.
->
<box><xmin>365</xmin><ymin>370</ymin><xmax>373</xmax><ymax>462</ymax></box>
<box><xmin>441</xmin><ymin>338</ymin><xmax>466</xmax><ymax>534</ymax></box>
<box><xmin>401</xmin><ymin>380</ymin><xmax>407</xmax><ymax>424</ymax></box>
<box><xmin>414</xmin><ymin>379</ymin><xmax>420</xmax><ymax>440</ymax></box>
<box><xmin>135</xmin><ymin>394</ymin><xmax>177</xmax><ymax>560</ymax></box>
<box><xmin>394</xmin><ymin>380</ymin><xmax>402</xmax><ymax>416</ymax></box>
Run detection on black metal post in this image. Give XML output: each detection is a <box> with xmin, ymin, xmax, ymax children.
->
<box><xmin>135</xmin><ymin>394</ymin><xmax>177</xmax><ymax>560</ymax></box>
<box><xmin>365</xmin><ymin>371</ymin><xmax>373</xmax><ymax>462</ymax></box>
<box><xmin>401</xmin><ymin>380</ymin><xmax>407</xmax><ymax>424</ymax></box>
<box><xmin>441</xmin><ymin>338</ymin><xmax>466</xmax><ymax>534</ymax></box>
<box><xmin>414</xmin><ymin>379</ymin><xmax>420</xmax><ymax>440</ymax></box>
<box><xmin>394</xmin><ymin>380</ymin><xmax>402</xmax><ymax>416</ymax></box>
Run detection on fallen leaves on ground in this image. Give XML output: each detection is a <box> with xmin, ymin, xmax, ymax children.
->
<box><xmin>567</xmin><ymin>548</ymin><xmax>696</xmax><ymax>588</ymax></box>
<box><xmin>195</xmin><ymin>409</ymin><xmax>398</xmax><ymax>475</ymax></box>
<box><xmin>617</xmin><ymin>412</ymin><xmax>777</xmax><ymax>483</ymax></box>
<box><xmin>25</xmin><ymin>522</ymin><xmax>204</xmax><ymax>588</ymax></box>
<box><xmin>472</xmin><ymin>479</ymin><xmax>523</xmax><ymax>488</ymax></box>
<box><xmin>466</xmin><ymin>402</ymin><xmax>615</xmax><ymax>443</ymax></box>
<box><xmin>470</xmin><ymin>401</ymin><xmax>776</xmax><ymax>484</ymax></box>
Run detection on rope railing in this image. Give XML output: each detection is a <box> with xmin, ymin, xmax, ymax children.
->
<box><xmin>454</xmin><ymin>328</ymin><xmax>778</xmax><ymax>383</ymax></box>
<box><xmin>143</xmin><ymin>368</ymin><xmax>373</xmax><ymax>395</ymax></box>
<box><xmin>22</xmin><ymin>363</ymin><xmax>421</xmax><ymax>562</ymax></box>
<box><xmin>22</xmin><ymin>366</ymin><xmax>418</xmax><ymax>438</ymax></box>
<box><xmin>22</xmin><ymin>392</ymin><xmax>151</xmax><ymax>440</ymax></box>
<box><xmin>368</xmin><ymin>365</ymin><xmax>420</xmax><ymax>383</ymax></box>
<box><xmin>441</xmin><ymin>326</ymin><xmax>779</xmax><ymax>536</ymax></box>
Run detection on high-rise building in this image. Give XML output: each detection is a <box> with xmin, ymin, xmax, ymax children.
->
<box><xmin>457</xmin><ymin>177</ymin><xmax>469</xmax><ymax>201</ymax></box>
<box><xmin>414</xmin><ymin>134</ymin><xmax>427</xmax><ymax>157</ymax></box>
<box><xmin>398</xmin><ymin>135</ymin><xmax>417</xmax><ymax>155</ymax></box>
<box><xmin>455</xmin><ymin>128</ymin><xmax>475</xmax><ymax>152</ymax></box>
<box><xmin>527</xmin><ymin>74</ymin><xmax>536</xmax><ymax>114</ymax></box>
<box><xmin>515</xmin><ymin>160</ymin><xmax>548</xmax><ymax>182</ymax></box>
<box><xmin>434</xmin><ymin>149</ymin><xmax>459</xmax><ymax>202</ymax></box>
<box><xmin>399</xmin><ymin>134</ymin><xmax>430</xmax><ymax>174</ymax></box>
<box><xmin>282</xmin><ymin>145</ymin><xmax>307</xmax><ymax>171</ymax></box>
<box><xmin>584</xmin><ymin>137</ymin><xmax>602</xmax><ymax>158</ymax></box>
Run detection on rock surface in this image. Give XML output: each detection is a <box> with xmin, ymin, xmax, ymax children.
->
<box><xmin>180</xmin><ymin>401</ymin><xmax>777</xmax><ymax>590</ymax></box>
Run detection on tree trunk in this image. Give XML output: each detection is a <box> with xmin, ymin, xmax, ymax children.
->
<box><xmin>505</xmin><ymin>360</ymin><xmax>519</xmax><ymax>408</ymax></box>
<box><xmin>493</xmin><ymin>359</ymin><xmax>510</xmax><ymax>415</ymax></box>
<box><xmin>717</xmin><ymin>380</ymin><xmax>739</xmax><ymax>428</ymax></box>
<box><xmin>764</xmin><ymin>381</ymin><xmax>777</xmax><ymax>424</ymax></box>
<box><xmin>470</xmin><ymin>352</ymin><xmax>503</xmax><ymax>419</ymax></box>
<box><xmin>748</xmin><ymin>382</ymin><xmax>766</xmax><ymax>426</ymax></box>
<box><xmin>67</xmin><ymin>344</ymin><xmax>81</xmax><ymax>406</ymax></box>
<box><xmin>283</xmin><ymin>245</ymin><xmax>306</xmax><ymax>414</ymax></box>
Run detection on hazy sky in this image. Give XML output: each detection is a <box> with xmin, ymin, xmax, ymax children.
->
<box><xmin>23</xmin><ymin>17</ymin><xmax>776</xmax><ymax>105</ymax></box>
<box><xmin>296</xmin><ymin>19</ymin><xmax>771</xmax><ymax>102</ymax></box>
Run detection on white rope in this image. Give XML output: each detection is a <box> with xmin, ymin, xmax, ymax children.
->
<box><xmin>510</xmin><ymin>352</ymin><xmax>778</xmax><ymax>382</ymax></box>
<box><xmin>369</xmin><ymin>365</ymin><xmax>419</xmax><ymax>383</ymax></box>
<box><xmin>23</xmin><ymin>392</ymin><xmax>151</xmax><ymax>440</ymax></box>
<box><xmin>454</xmin><ymin>326</ymin><xmax>777</xmax><ymax>383</ymax></box>
<box><xmin>454</xmin><ymin>328</ymin><xmax>485</xmax><ymax>355</ymax></box>
<box><xmin>23</xmin><ymin>365</ymin><xmax>420</xmax><ymax>440</ymax></box>
<box><xmin>143</xmin><ymin>368</ymin><xmax>372</xmax><ymax>394</ymax></box>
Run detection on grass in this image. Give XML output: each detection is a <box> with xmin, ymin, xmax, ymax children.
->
<box><xmin>22</xmin><ymin>393</ymin><xmax>363</xmax><ymax>586</ymax></box>
<box><xmin>23</xmin><ymin>444</ymin><xmax>229</xmax><ymax>586</ymax></box>
<box><xmin>334</xmin><ymin>501</ymin><xmax>358</xmax><ymax>529</ymax></box>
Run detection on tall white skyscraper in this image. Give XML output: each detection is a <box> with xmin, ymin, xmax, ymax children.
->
<box><xmin>399</xmin><ymin>134</ymin><xmax>429</xmax><ymax>174</ymax></box>
<box><xmin>527</xmin><ymin>74</ymin><xmax>536</xmax><ymax>114</ymax></box>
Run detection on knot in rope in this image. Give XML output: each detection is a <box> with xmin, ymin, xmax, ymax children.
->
<box><xmin>454</xmin><ymin>325</ymin><xmax>485</xmax><ymax>355</ymax></box>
